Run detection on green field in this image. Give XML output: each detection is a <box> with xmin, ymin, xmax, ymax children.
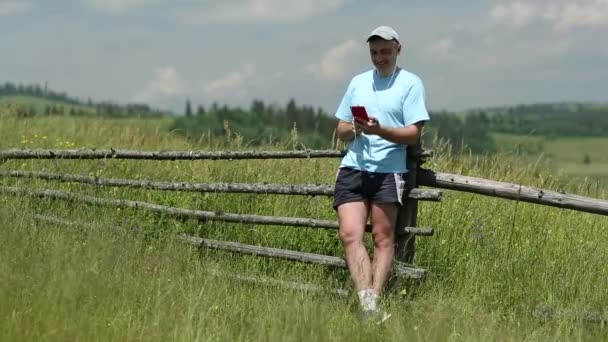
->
<box><xmin>493</xmin><ymin>133</ymin><xmax>608</xmax><ymax>185</ymax></box>
<box><xmin>0</xmin><ymin>95</ymin><xmax>96</xmax><ymax>115</ymax></box>
<box><xmin>1</xmin><ymin>114</ymin><xmax>607</xmax><ymax>341</ymax></box>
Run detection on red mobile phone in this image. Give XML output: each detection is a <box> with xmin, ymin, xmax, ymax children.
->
<box><xmin>350</xmin><ymin>106</ymin><xmax>370</xmax><ymax>122</ymax></box>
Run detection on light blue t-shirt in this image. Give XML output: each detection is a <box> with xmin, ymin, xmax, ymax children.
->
<box><xmin>335</xmin><ymin>68</ymin><xmax>430</xmax><ymax>173</ymax></box>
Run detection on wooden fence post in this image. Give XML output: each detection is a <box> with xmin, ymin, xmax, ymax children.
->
<box><xmin>394</xmin><ymin>144</ymin><xmax>421</xmax><ymax>264</ymax></box>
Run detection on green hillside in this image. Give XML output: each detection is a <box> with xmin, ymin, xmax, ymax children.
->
<box><xmin>0</xmin><ymin>95</ymin><xmax>97</xmax><ymax>116</ymax></box>
<box><xmin>488</xmin><ymin>103</ymin><xmax>608</xmax><ymax>137</ymax></box>
<box><xmin>0</xmin><ymin>82</ymin><xmax>168</xmax><ymax>118</ymax></box>
<box><xmin>0</xmin><ymin>95</ymin><xmax>168</xmax><ymax>118</ymax></box>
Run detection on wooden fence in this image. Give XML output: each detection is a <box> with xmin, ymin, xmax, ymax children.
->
<box><xmin>1</xmin><ymin>147</ymin><xmax>608</xmax><ymax>292</ymax></box>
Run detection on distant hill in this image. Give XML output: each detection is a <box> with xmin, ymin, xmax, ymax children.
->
<box><xmin>484</xmin><ymin>103</ymin><xmax>608</xmax><ymax>137</ymax></box>
<box><xmin>0</xmin><ymin>95</ymin><xmax>96</xmax><ymax>116</ymax></box>
<box><xmin>0</xmin><ymin>82</ymin><xmax>169</xmax><ymax>118</ymax></box>
<box><xmin>424</xmin><ymin>103</ymin><xmax>608</xmax><ymax>154</ymax></box>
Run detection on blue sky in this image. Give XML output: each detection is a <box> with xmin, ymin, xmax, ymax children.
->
<box><xmin>1</xmin><ymin>0</ymin><xmax>607</xmax><ymax>114</ymax></box>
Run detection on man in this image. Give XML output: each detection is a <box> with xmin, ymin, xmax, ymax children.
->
<box><xmin>333</xmin><ymin>25</ymin><xmax>430</xmax><ymax>322</ymax></box>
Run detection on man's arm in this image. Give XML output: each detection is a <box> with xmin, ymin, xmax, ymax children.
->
<box><xmin>336</xmin><ymin>120</ymin><xmax>357</xmax><ymax>142</ymax></box>
<box><xmin>355</xmin><ymin>119</ymin><xmax>425</xmax><ymax>145</ymax></box>
<box><xmin>376</xmin><ymin>121</ymin><xmax>425</xmax><ymax>145</ymax></box>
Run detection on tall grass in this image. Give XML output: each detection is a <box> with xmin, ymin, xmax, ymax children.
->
<box><xmin>1</xmin><ymin>115</ymin><xmax>607</xmax><ymax>341</ymax></box>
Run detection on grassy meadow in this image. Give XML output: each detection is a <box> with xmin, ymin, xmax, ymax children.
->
<box><xmin>493</xmin><ymin>133</ymin><xmax>608</xmax><ymax>186</ymax></box>
<box><xmin>1</xmin><ymin>114</ymin><xmax>607</xmax><ymax>341</ymax></box>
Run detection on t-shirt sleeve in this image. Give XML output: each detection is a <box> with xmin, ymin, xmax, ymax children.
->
<box><xmin>402</xmin><ymin>77</ymin><xmax>430</xmax><ymax>126</ymax></box>
<box><xmin>335</xmin><ymin>80</ymin><xmax>355</xmax><ymax>122</ymax></box>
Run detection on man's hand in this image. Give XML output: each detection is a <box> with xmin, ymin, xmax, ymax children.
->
<box><xmin>351</xmin><ymin>119</ymin><xmax>362</xmax><ymax>136</ymax></box>
<box><xmin>354</xmin><ymin>117</ymin><xmax>381</xmax><ymax>135</ymax></box>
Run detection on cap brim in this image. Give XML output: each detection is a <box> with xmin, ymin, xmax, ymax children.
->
<box><xmin>366</xmin><ymin>33</ymin><xmax>397</xmax><ymax>42</ymax></box>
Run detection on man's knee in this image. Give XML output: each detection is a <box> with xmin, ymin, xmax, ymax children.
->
<box><xmin>372</xmin><ymin>228</ymin><xmax>395</xmax><ymax>249</ymax></box>
<box><xmin>339</xmin><ymin>226</ymin><xmax>364</xmax><ymax>246</ymax></box>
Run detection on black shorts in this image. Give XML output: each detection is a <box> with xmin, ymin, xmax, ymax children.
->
<box><xmin>333</xmin><ymin>167</ymin><xmax>406</xmax><ymax>210</ymax></box>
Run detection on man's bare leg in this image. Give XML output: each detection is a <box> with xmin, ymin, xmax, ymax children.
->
<box><xmin>370</xmin><ymin>203</ymin><xmax>398</xmax><ymax>295</ymax></box>
<box><xmin>337</xmin><ymin>201</ymin><xmax>371</xmax><ymax>292</ymax></box>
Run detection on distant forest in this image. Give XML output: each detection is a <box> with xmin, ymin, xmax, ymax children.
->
<box><xmin>0</xmin><ymin>82</ymin><xmax>165</xmax><ymax>118</ymax></box>
<box><xmin>487</xmin><ymin>104</ymin><xmax>608</xmax><ymax>137</ymax></box>
<box><xmin>2</xmin><ymin>81</ymin><xmax>607</xmax><ymax>152</ymax></box>
<box><xmin>170</xmin><ymin>101</ymin><xmax>608</xmax><ymax>152</ymax></box>
<box><xmin>171</xmin><ymin>99</ymin><xmax>338</xmax><ymax>149</ymax></box>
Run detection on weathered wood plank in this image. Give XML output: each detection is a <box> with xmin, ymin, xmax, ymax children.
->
<box><xmin>179</xmin><ymin>235</ymin><xmax>426</xmax><ymax>279</ymax></box>
<box><xmin>533</xmin><ymin>305</ymin><xmax>607</xmax><ymax>324</ymax></box>
<box><xmin>418</xmin><ymin>169</ymin><xmax>608</xmax><ymax>216</ymax></box>
<box><xmin>0</xmin><ymin>148</ymin><xmax>432</xmax><ymax>161</ymax></box>
<box><xmin>205</xmin><ymin>269</ymin><xmax>350</xmax><ymax>297</ymax></box>
<box><xmin>0</xmin><ymin>186</ymin><xmax>433</xmax><ymax>235</ymax></box>
<box><xmin>30</xmin><ymin>213</ymin><xmax>425</xmax><ymax>280</ymax></box>
<box><xmin>32</xmin><ymin>214</ymin><xmax>124</xmax><ymax>232</ymax></box>
<box><xmin>34</xmin><ymin>214</ymin><xmax>80</xmax><ymax>226</ymax></box>
<box><xmin>0</xmin><ymin>170</ymin><xmax>442</xmax><ymax>201</ymax></box>
<box><xmin>30</xmin><ymin>215</ymin><xmax>349</xmax><ymax>295</ymax></box>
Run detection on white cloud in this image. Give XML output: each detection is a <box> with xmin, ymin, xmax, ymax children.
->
<box><xmin>306</xmin><ymin>40</ymin><xmax>359</xmax><ymax>81</ymax></box>
<box><xmin>545</xmin><ymin>0</ymin><xmax>608</xmax><ymax>30</ymax></box>
<box><xmin>0</xmin><ymin>1</ymin><xmax>33</xmax><ymax>16</ymax></box>
<box><xmin>80</xmin><ymin>0</ymin><xmax>158</xmax><ymax>14</ymax></box>
<box><xmin>426</xmin><ymin>38</ymin><xmax>455</xmax><ymax>61</ymax></box>
<box><xmin>132</xmin><ymin>65</ymin><xmax>187</xmax><ymax>103</ymax></box>
<box><xmin>491</xmin><ymin>1</ymin><xmax>538</xmax><ymax>27</ymax></box>
<box><xmin>78</xmin><ymin>0</ymin><xmax>348</xmax><ymax>20</ymax></box>
<box><xmin>180</xmin><ymin>0</ymin><xmax>347</xmax><ymax>24</ymax></box>
<box><xmin>490</xmin><ymin>0</ymin><xmax>608</xmax><ymax>30</ymax></box>
<box><xmin>203</xmin><ymin>64</ymin><xmax>256</xmax><ymax>98</ymax></box>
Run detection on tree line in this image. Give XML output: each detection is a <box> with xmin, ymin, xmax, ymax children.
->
<box><xmin>3</xmin><ymin>81</ymin><xmax>607</xmax><ymax>152</ymax></box>
<box><xmin>172</xmin><ymin>99</ymin><xmax>607</xmax><ymax>152</ymax></box>
<box><xmin>170</xmin><ymin>99</ymin><xmax>337</xmax><ymax>149</ymax></box>
<box><xmin>0</xmin><ymin>82</ymin><xmax>80</xmax><ymax>105</ymax></box>
<box><xmin>171</xmin><ymin>98</ymin><xmax>499</xmax><ymax>152</ymax></box>
<box><xmin>487</xmin><ymin>103</ymin><xmax>608</xmax><ymax>137</ymax></box>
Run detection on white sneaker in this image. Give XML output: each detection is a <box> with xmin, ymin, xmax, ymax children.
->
<box><xmin>357</xmin><ymin>309</ymin><xmax>392</xmax><ymax>325</ymax></box>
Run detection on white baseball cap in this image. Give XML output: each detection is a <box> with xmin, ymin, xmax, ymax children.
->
<box><xmin>366</xmin><ymin>26</ymin><xmax>400</xmax><ymax>43</ymax></box>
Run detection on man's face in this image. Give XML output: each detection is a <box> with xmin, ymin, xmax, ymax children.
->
<box><xmin>369</xmin><ymin>39</ymin><xmax>400</xmax><ymax>75</ymax></box>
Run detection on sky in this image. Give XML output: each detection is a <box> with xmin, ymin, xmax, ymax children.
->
<box><xmin>1</xmin><ymin>0</ymin><xmax>607</xmax><ymax>114</ymax></box>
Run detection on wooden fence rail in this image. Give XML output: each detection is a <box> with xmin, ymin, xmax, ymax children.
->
<box><xmin>27</xmin><ymin>212</ymin><xmax>423</xmax><ymax>279</ymax></box>
<box><xmin>0</xmin><ymin>170</ymin><xmax>441</xmax><ymax>202</ymax></box>
<box><xmin>418</xmin><ymin>169</ymin><xmax>608</xmax><ymax>216</ymax></box>
<box><xmin>0</xmin><ymin>186</ymin><xmax>433</xmax><ymax>236</ymax></box>
<box><xmin>177</xmin><ymin>235</ymin><xmax>425</xmax><ymax>279</ymax></box>
<box><xmin>3</xmin><ymin>148</ymin><xmax>604</xmax><ymax>216</ymax></box>
<box><xmin>32</xmin><ymin>215</ymin><xmax>352</xmax><ymax>296</ymax></box>
<box><xmin>0</xmin><ymin>148</ymin><xmax>432</xmax><ymax>161</ymax></box>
